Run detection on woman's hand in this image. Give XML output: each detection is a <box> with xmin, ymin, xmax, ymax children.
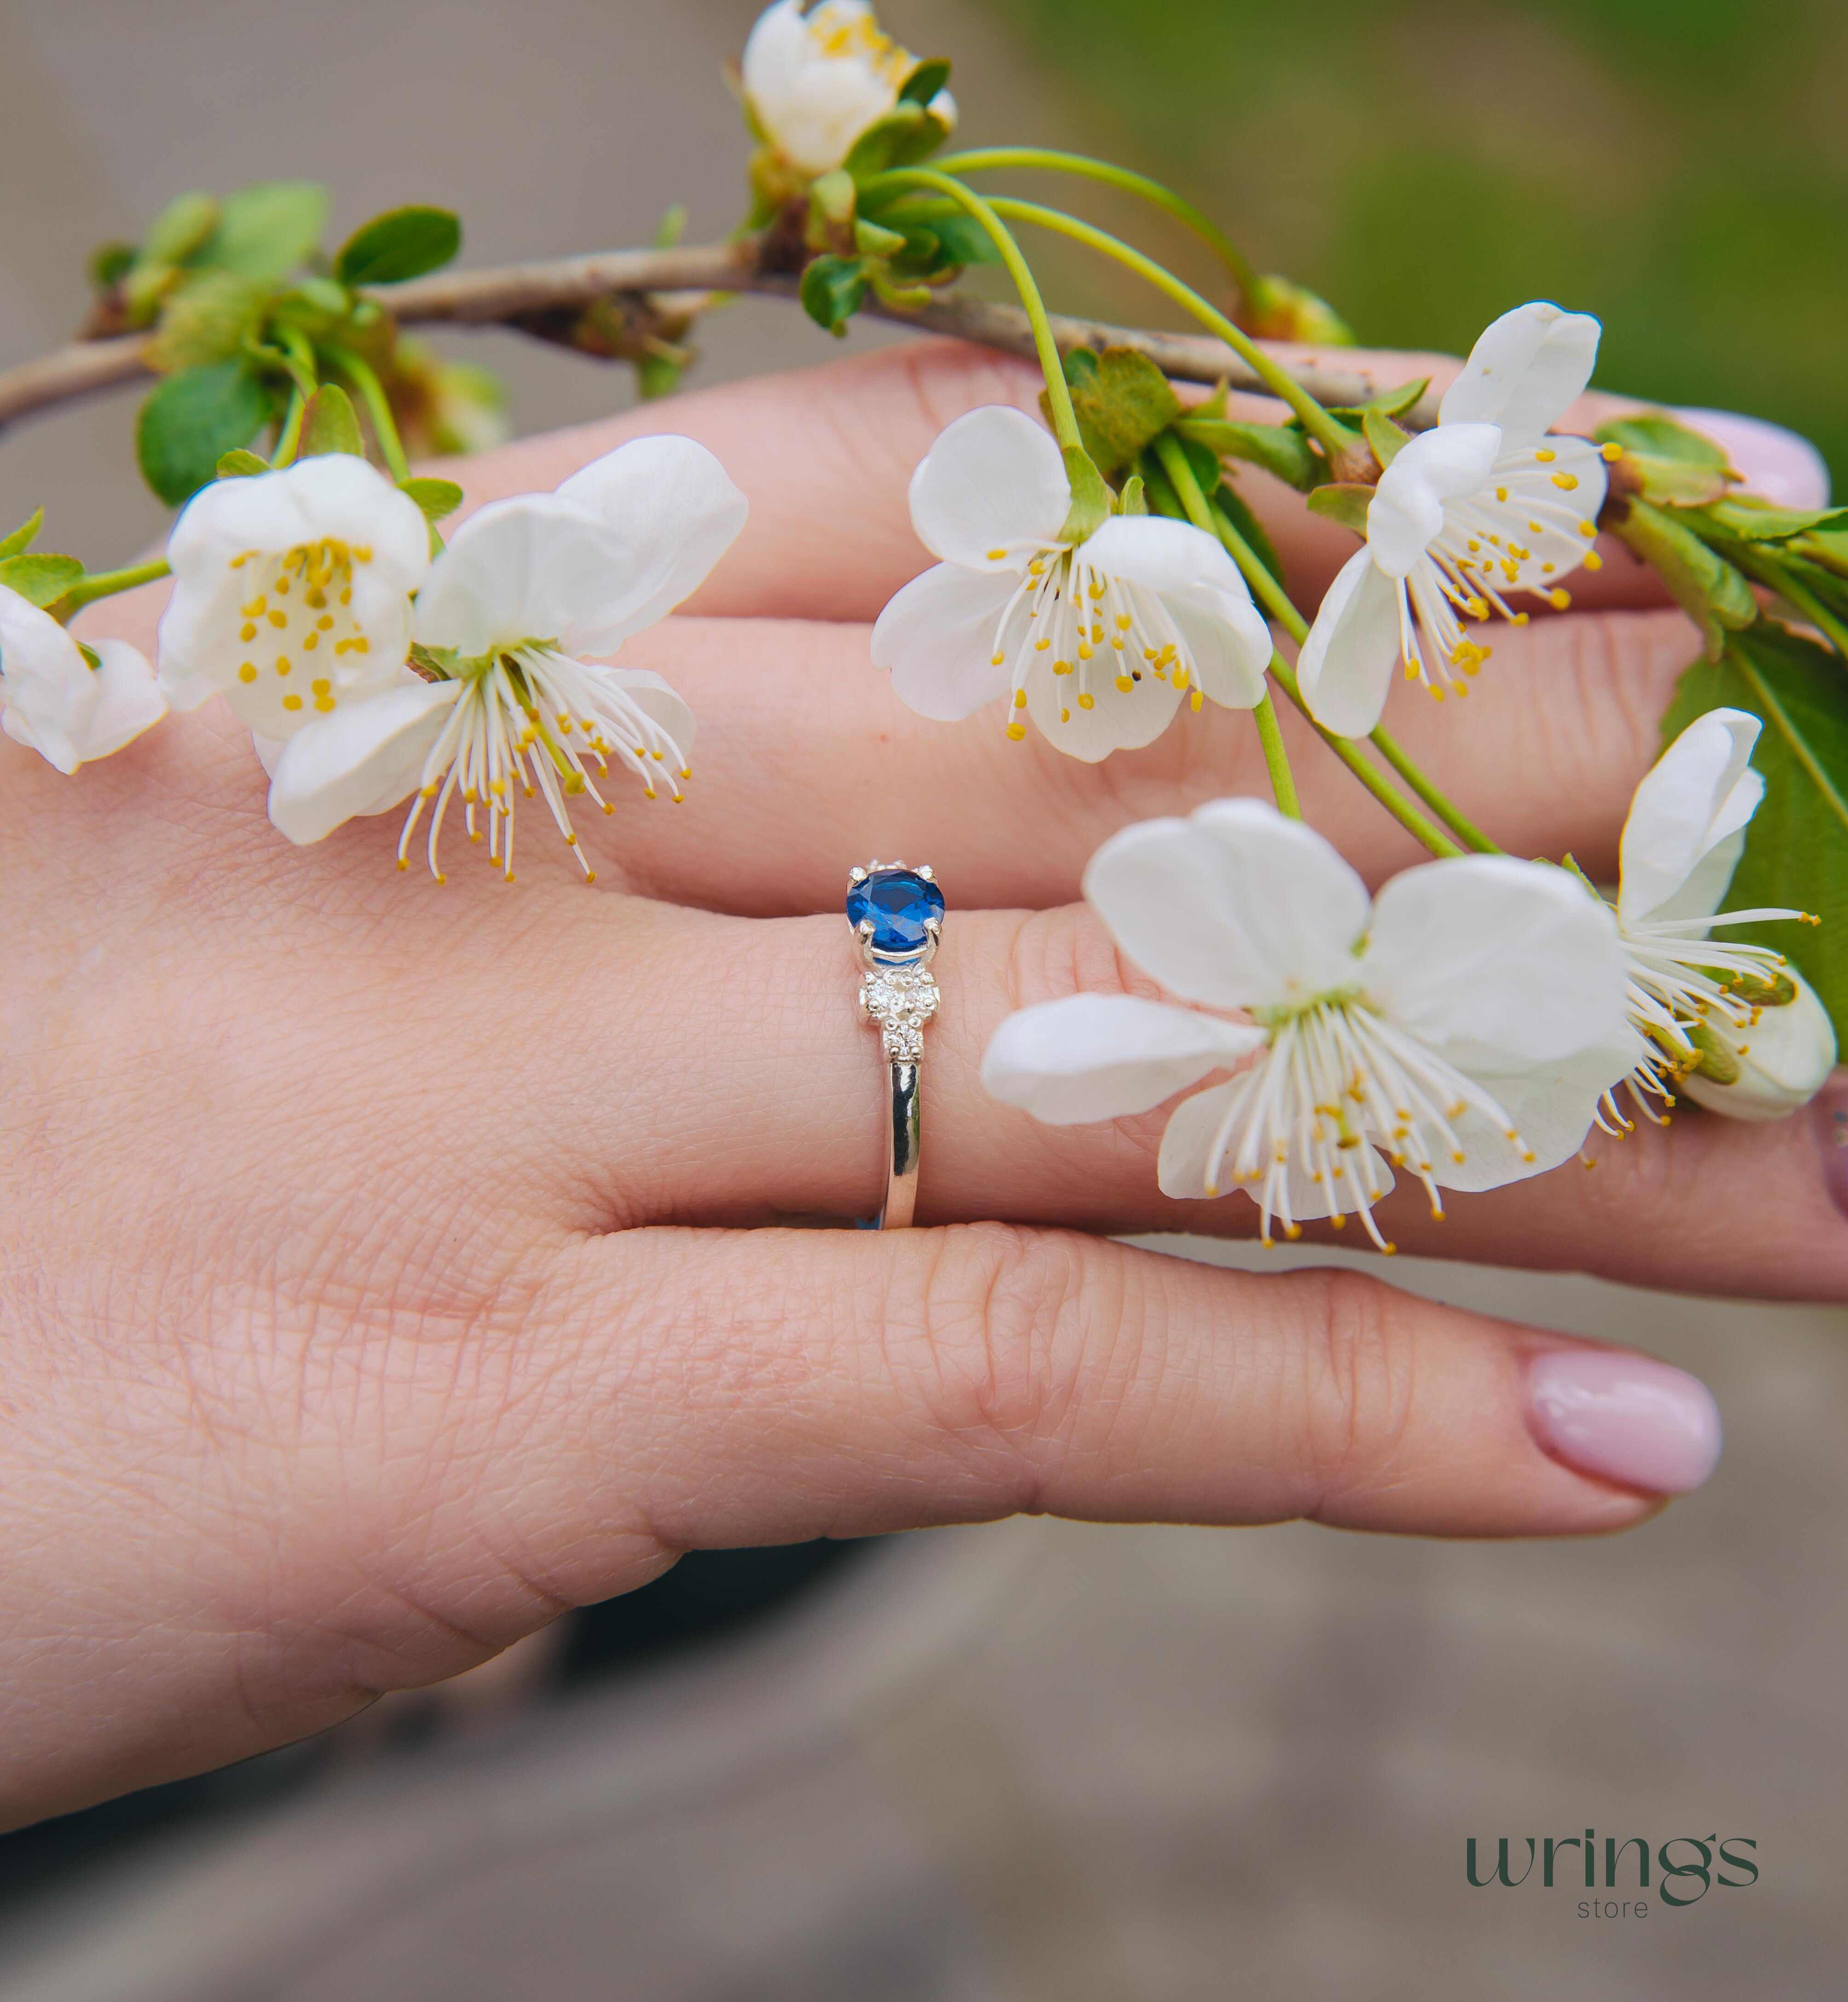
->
<box><xmin>3</xmin><ymin>339</ymin><xmax>1829</xmax><ymax>1829</ymax></box>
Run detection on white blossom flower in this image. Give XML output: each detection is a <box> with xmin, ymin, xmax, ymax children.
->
<box><xmin>267</xmin><ymin>435</ymin><xmax>748</xmax><ymax>882</ymax></box>
<box><xmin>1298</xmin><ymin>301</ymin><xmax>1613</xmax><ymax>736</ymax></box>
<box><xmin>983</xmin><ymin>799</ymin><xmax>1631</xmax><ymax>1250</ymax></box>
<box><xmin>157</xmin><ymin>454</ymin><xmax>431</xmax><ymax>738</ymax></box>
<box><xmin>742</xmin><ymin>0</ymin><xmax>954</xmax><ymax>179</ymax></box>
<box><xmin>872</xmin><ymin>406</ymin><xmax>1274</xmax><ymax>763</ymax></box>
<box><xmin>1598</xmin><ymin>706</ymin><xmax>1834</xmax><ymax>1125</ymax></box>
<box><xmin>0</xmin><ymin>584</ymin><xmax>164</xmax><ymax>773</ymax></box>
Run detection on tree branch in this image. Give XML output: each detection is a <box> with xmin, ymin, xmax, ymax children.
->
<box><xmin>0</xmin><ymin>237</ymin><xmax>1438</xmax><ymax>438</ymax></box>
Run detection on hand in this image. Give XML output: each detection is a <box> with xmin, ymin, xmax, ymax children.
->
<box><xmin>4</xmin><ymin>339</ymin><xmax>1827</xmax><ymax>1828</ymax></box>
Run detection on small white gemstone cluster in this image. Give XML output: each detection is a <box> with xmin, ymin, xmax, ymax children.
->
<box><xmin>860</xmin><ymin>964</ymin><xmax>939</xmax><ymax>1061</ymax></box>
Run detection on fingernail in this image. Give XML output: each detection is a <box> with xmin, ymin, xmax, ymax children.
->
<box><xmin>1810</xmin><ymin>1071</ymin><xmax>1848</xmax><ymax>1221</ymax></box>
<box><xmin>1671</xmin><ymin>407</ymin><xmax>1831</xmax><ymax>511</ymax></box>
<box><xmin>1525</xmin><ymin>1349</ymin><xmax>1722</xmax><ymax>1496</ymax></box>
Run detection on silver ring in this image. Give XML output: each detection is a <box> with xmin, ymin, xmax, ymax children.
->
<box><xmin>848</xmin><ymin>861</ymin><xmax>943</xmax><ymax>1230</ymax></box>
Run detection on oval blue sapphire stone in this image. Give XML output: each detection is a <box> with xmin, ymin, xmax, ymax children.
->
<box><xmin>847</xmin><ymin>867</ymin><xmax>945</xmax><ymax>956</ymax></box>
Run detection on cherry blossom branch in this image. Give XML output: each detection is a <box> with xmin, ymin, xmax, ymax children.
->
<box><xmin>0</xmin><ymin>238</ymin><xmax>1438</xmax><ymax>438</ymax></box>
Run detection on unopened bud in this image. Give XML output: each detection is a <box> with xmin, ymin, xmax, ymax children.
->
<box><xmin>1242</xmin><ymin>275</ymin><xmax>1355</xmax><ymax>347</ymax></box>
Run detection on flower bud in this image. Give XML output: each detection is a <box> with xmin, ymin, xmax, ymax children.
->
<box><xmin>1678</xmin><ymin>971</ymin><xmax>1837</xmax><ymax>1121</ymax></box>
<box><xmin>1242</xmin><ymin>274</ymin><xmax>1355</xmax><ymax>347</ymax></box>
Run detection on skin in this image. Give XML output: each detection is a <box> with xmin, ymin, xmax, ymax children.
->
<box><xmin>2</xmin><ymin>337</ymin><xmax>1838</xmax><ymax>1833</ymax></box>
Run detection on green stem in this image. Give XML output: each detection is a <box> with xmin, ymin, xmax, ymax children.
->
<box><xmin>931</xmin><ymin>147</ymin><xmax>1261</xmax><ymax>303</ymax></box>
<box><xmin>269</xmin><ymin>326</ymin><xmax>320</xmax><ymax>467</ymax></box>
<box><xmin>328</xmin><ymin>347</ymin><xmax>412</xmax><ymax>482</ymax></box>
<box><xmin>271</xmin><ymin>385</ymin><xmax>310</xmax><ymax>467</ymax></box>
<box><xmin>976</xmin><ymin>194</ymin><xmax>1358</xmax><ymax>468</ymax></box>
<box><xmin>56</xmin><ymin>556</ymin><xmax>171</xmax><ymax>617</ymax></box>
<box><xmin>1153</xmin><ymin>433</ymin><xmax>1301</xmax><ymax>818</ymax></box>
<box><xmin>1366</xmin><ymin>726</ymin><xmax>1499</xmax><ymax>853</ymax></box>
<box><xmin>858</xmin><ymin>168</ymin><xmax>1082</xmax><ymax>452</ymax></box>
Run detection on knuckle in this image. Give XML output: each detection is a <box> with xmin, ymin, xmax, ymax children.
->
<box><xmin>1295</xmin><ymin>1269</ymin><xmax>1420</xmax><ymax>1503</ymax></box>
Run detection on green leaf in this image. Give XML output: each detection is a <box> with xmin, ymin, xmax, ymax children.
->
<box><xmin>143</xmin><ymin>191</ymin><xmax>221</xmax><ymax>266</ymax></box>
<box><xmin>1615</xmin><ymin>499</ymin><xmax>1756</xmax><ymax>656</ymax></box>
<box><xmin>216</xmin><ymin>449</ymin><xmax>270</xmax><ymax>478</ymax></box>
<box><xmin>398</xmin><ymin>476</ymin><xmax>464</xmax><ymax>524</ymax></box>
<box><xmin>1362</xmin><ymin>405</ymin><xmax>1409</xmax><ymax>469</ymax></box>
<box><xmin>300</xmin><ymin>384</ymin><xmax>365</xmax><ymax>458</ymax></box>
<box><xmin>0</xmin><ymin>508</ymin><xmax>44</xmax><ymax>562</ymax></box>
<box><xmin>1242</xmin><ymin>273</ymin><xmax>1356</xmax><ymax>347</ymax></box>
<box><xmin>334</xmin><ymin>205</ymin><xmax>462</xmax><ymax>286</ymax></box>
<box><xmin>1700</xmin><ymin>496</ymin><xmax>1848</xmax><ymax>543</ymax></box>
<box><xmin>842</xmin><ymin>101</ymin><xmax>947</xmax><ymax>177</ymax></box>
<box><xmin>1215</xmin><ymin>479</ymin><xmax>1286</xmax><ymax>590</ymax></box>
<box><xmin>908</xmin><ymin>210</ymin><xmax>999</xmax><ymax>270</ymax></box>
<box><xmin>1596</xmin><ymin>413</ymin><xmax>1731</xmax><ymax>469</ymax></box>
<box><xmin>854</xmin><ymin>216</ymin><xmax>910</xmax><ymax>259</ymax></box>
<box><xmin>203</xmin><ymin>181</ymin><xmax>329</xmax><ymax>280</ymax></box>
<box><xmin>653</xmin><ymin>202</ymin><xmax>688</xmax><ymax>250</ymax></box>
<box><xmin>1044</xmin><ymin>346</ymin><xmax>1181</xmax><ymax>481</ymax></box>
<box><xmin>1595</xmin><ymin>412</ymin><xmax>1733</xmax><ymax>507</ymax></box>
<box><xmin>1662</xmin><ymin>622</ymin><xmax>1848</xmax><ymax>1042</ymax></box>
<box><xmin>897</xmin><ymin>58</ymin><xmax>951</xmax><ymax>105</ymax></box>
<box><xmin>135</xmin><ymin>360</ymin><xmax>274</xmax><ymax>505</ymax></box>
<box><xmin>1325</xmin><ymin>378</ymin><xmax>1429</xmax><ymax>423</ymax></box>
<box><xmin>1173</xmin><ymin>416</ymin><xmax>1321</xmax><ymax>492</ymax></box>
<box><xmin>0</xmin><ymin>552</ymin><xmax>83</xmax><ymax>607</ymax></box>
<box><xmin>1306</xmin><ymin>482</ymin><xmax>1374</xmax><ymax>537</ymax></box>
<box><xmin>87</xmin><ymin>242</ymin><xmax>136</xmax><ymax>291</ymax></box>
<box><xmin>146</xmin><ymin>269</ymin><xmax>268</xmax><ymax>370</ymax></box>
<box><xmin>799</xmin><ymin>254</ymin><xmax>868</xmax><ymax>334</ymax></box>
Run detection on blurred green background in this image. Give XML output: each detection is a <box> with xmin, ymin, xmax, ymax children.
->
<box><xmin>987</xmin><ymin>0</ymin><xmax>1848</xmax><ymax>484</ymax></box>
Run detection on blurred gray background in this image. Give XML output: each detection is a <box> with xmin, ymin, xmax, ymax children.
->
<box><xmin>3</xmin><ymin>2</ymin><xmax>1846</xmax><ymax>1996</ymax></box>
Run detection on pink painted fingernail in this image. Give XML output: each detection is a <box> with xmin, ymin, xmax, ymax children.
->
<box><xmin>1810</xmin><ymin>1072</ymin><xmax>1848</xmax><ymax>1221</ymax></box>
<box><xmin>1671</xmin><ymin>407</ymin><xmax>1831</xmax><ymax>511</ymax></box>
<box><xmin>1525</xmin><ymin>1349</ymin><xmax>1722</xmax><ymax>1496</ymax></box>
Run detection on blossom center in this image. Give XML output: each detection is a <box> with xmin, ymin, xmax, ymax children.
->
<box><xmin>225</xmin><ymin>536</ymin><xmax>376</xmax><ymax>727</ymax></box>
<box><xmin>806</xmin><ymin>1</ymin><xmax>909</xmax><ymax>84</ymax></box>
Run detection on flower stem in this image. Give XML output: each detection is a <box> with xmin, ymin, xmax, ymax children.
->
<box><xmin>858</xmin><ymin>168</ymin><xmax>1083</xmax><ymax>453</ymax></box>
<box><xmin>328</xmin><ymin>347</ymin><xmax>412</xmax><ymax>482</ymax></box>
<box><xmin>1365</xmin><ymin>727</ymin><xmax>1499</xmax><ymax>853</ymax></box>
<box><xmin>975</xmin><ymin>194</ymin><xmax>1359</xmax><ymax>469</ymax></box>
<box><xmin>931</xmin><ymin>147</ymin><xmax>1262</xmax><ymax>304</ymax></box>
<box><xmin>56</xmin><ymin>555</ymin><xmax>171</xmax><ymax>617</ymax></box>
<box><xmin>269</xmin><ymin>327</ymin><xmax>320</xmax><ymax>467</ymax></box>
<box><xmin>1152</xmin><ymin>433</ymin><xmax>1300</xmax><ymax>818</ymax></box>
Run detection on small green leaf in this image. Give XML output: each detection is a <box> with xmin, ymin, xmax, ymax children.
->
<box><xmin>1043</xmin><ymin>346</ymin><xmax>1181</xmax><ymax>481</ymax></box>
<box><xmin>653</xmin><ymin>202</ymin><xmax>688</xmax><ymax>250</ymax></box>
<box><xmin>1662</xmin><ymin>623</ymin><xmax>1848</xmax><ymax>1042</ymax></box>
<box><xmin>854</xmin><ymin>216</ymin><xmax>910</xmax><ymax>258</ymax></box>
<box><xmin>398</xmin><ymin>476</ymin><xmax>465</xmax><ymax>524</ymax></box>
<box><xmin>334</xmin><ymin>205</ymin><xmax>462</xmax><ymax>286</ymax></box>
<box><xmin>146</xmin><ymin>269</ymin><xmax>268</xmax><ymax>370</ymax></box>
<box><xmin>294</xmin><ymin>275</ymin><xmax>352</xmax><ymax>317</ymax></box>
<box><xmin>1615</xmin><ymin>499</ymin><xmax>1756</xmax><ymax>657</ymax></box>
<box><xmin>1596</xmin><ymin>413</ymin><xmax>1731</xmax><ymax>470</ymax></box>
<box><xmin>1701</xmin><ymin>496</ymin><xmax>1848</xmax><ymax>543</ymax></box>
<box><xmin>0</xmin><ymin>552</ymin><xmax>84</xmax><ymax>607</ymax></box>
<box><xmin>0</xmin><ymin>508</ymin><xmax>44</xmax><ymax>562</ymax></box>
<box><xmin>1595</xmin><ymin>412</ymin><xmax>1735</xmax><ymax>508</ymax></box>
<box><xmin>905</xmin><ymin>210</ymin><xmax>999</xmax><ymax>271</ymax></box>
<box><xmin>87</xmin><ymin>242</ymin><xmax>136</xmax><ymax>291</ymax></box>
<box><xmin>843</xmin><ymin>102</ymin><xmax>947</xmax><ymax>177</ymax></box>
<box><xmin>1173</xmin><ymin>416</ymin><xmax>1321</xmax><ymax>492</ymax></box>
<box><xmin>1306</xmin><ymin>482</ymin><xmax>1374</xmax><ymax>537</ymax></box>
<box><xmin>135</xmin><ymin>360</ymin><xmax>274</xmax><ymax>505</ymax></box>
<box><xmin>300</xmin><ymin>384</ymin><xmax>365</xmax><ymax>459</ymax></box>
<box><xmin>216</xmin><ymin>449</ymin><xmax>270</xmax><ymax>478</ymax></box>
<box><xmin>204</xmin><ymin>181</ymin><xmax>329</xmax><ymax>280</ymax></box>
<box><xmin>1059</xmin><ymin>446</ymin><xmax>1112</xmax><ymax>543</ymax></box>
<box><xmin>897</xmin><ymin>58</ymin><xmax>951</xmax><ymax>105</ymax></box>
<box><xmin>1117</xmin><ymin>472</ymin><xmax>1148</xmax><ymax>515</ymax></box>
<box><xmin>143</xmin><ymin>191</ymin><xmax>221</xmax><ymax>266</ymax></box>
<box><xmin>799</xmin><ymin>254</ymin><xmax>868</xmax><ymax>334</ymax></box>
<box><xmin>1242</xmin><ymin>274</ymin><xmax>1356</xmax><ymax>347</ymax></box>
<box><xmin>1362</xmin><ymin>405</ymin><xmax>1410</xmax><ymax>469</ymax></box>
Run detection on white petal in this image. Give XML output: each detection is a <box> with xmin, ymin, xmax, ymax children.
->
<box><xmin>1446</xmin><ymin>437</ymin><xmax>1607</xmax><ymax>596</ymax></box>
<box><xmin>72</xmin><ymin>639</ymin><xmax>166</xmax><ymax>761</ymax></box>
<box><xmin>600</xmin><ymin>664</ymin><xmax>697</xmax><ymax>764</ymax></box>
<box><xmin>982</xmin><ymin>993</ymin><xmax>1262</xmax><ymax>1124</ymax></box>
<box><xmin>415</xmin><ymin>495</ymin><xmax>636</xmax><ymax>658</ymax></box>
<box><xmin>0</xmin><ymin>584</ymin><xmax>94</xmax><ymax>772</ymax></box>
<box><xmin>552</xmin><ymin>434</ymin><xmax>749</xmax><ymax>645</ymax></box>
<box><xmin>1080</xmin><ymin>515</ymin><xmax>1272</xmax><ymax>709</ymax></box>
<box><xmin>1618</xmin><ymin>708</ymin><xmax>1763</xmax><ymax>929</ymax></box>
<box><xmin>1369</xmin><ymin>423</ymin><xmax>1503</xmax><ymax>576</ymax></box>
<box><xmin>741</xmin><ymin>0</ymin><xmax>901</xmax><ymax>175</ymax></box>
<box><xmin>1363</xmin><ymin>855</ymin><xmax>1628</xmax><ymax>1065</ymax></box>
<box><xmin>266</xmin><ymin>676</ymin><xmax>462</xmax><ymax>845</ymax></box>
<box><xmin>907</xmin><ymin>407</ymin><xmax>1070</xmax><ymax>570</ymax></box>
<box><xmin>1296</xmin><ymin>547</ymin><xmax>1402</xmax><ymax>738</ymax></box>
<box><xmin>872</xmin><ymin>561</ymin><xmax>1018</xmax><ymax>720</ymax></box>
<box><xmin>1438</xmin><ymin>302</ymin><xmax>1602</xmax><ymax>450</ymax></box>
<box><xmin>1022</xmin><ymin>642</ymin><xmax>1181</xmax><ymax>760</ymax></box>
<box><xmin>1678</xmin><ymin>976</ymin><xmax>1836</xmax><ymax>1120</ymax></box>
<box><xmin>741</xmin><ymin>0</ymin><xmax>813</xmax><ymax>116</ymax></box>
<box><xmin>1438</xmin><ymin>1038</ymin><xmax>1633</xmax><ymax>1191</ymax></box>
<box><xmin>1084</xmin><ymin>798</ymin><xmax>1369</xmax><ymax>1008</ymax></box>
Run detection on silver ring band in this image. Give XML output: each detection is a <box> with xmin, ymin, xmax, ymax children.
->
<box><xmin>848</xmin><ymin>861</ymin><xmax>943</xmax><ymax>1231</ymax></box>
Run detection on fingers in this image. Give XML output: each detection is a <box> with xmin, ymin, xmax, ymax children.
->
<box><xmin>521</xmin><ymin>898</ymin><xmax>1848</xmax><ymax>1303</ymax></box>
<box><xmin>557</xmin><ymin>605</ymin><xmax>1698</xmax><ymax>914</ymax></box>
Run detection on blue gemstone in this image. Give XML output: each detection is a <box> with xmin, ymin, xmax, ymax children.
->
<box><xmin>847</xmin><ymin>867</ymin><xmax>945</xmax><ymax>955</ymax></box>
